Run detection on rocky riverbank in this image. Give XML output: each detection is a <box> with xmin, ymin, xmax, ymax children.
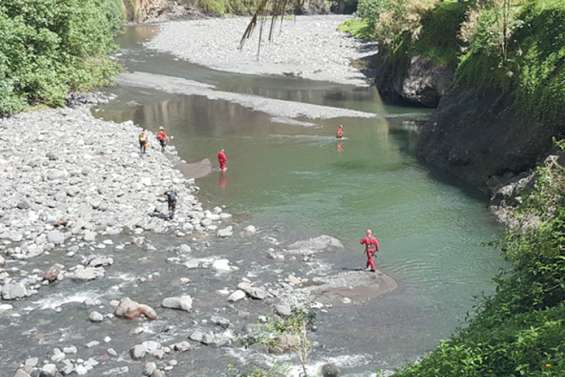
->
<box><xmin>146</xmin><ymin>15</ymin><xmax>378</xmax><ymax>86</ymax></box>
<box><xmin>0</xmin><ymin>103</ymin><xmax>397</xmax><ymax>376</ymax></box>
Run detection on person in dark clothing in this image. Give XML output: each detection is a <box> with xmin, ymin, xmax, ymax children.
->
<box><xmin>164</xmin><ymin>190</ymin><xmax>177</xmax><ymax>220</ymax></box>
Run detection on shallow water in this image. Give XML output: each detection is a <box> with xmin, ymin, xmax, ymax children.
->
<box><xmin>92</xmin><ymin>23</ymin><xmax>504</xmax><ymax>373</ymax></box>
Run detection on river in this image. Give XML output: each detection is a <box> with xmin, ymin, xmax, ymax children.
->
<box><xmin>93</xmin><ymin>23</ymin><xmax>505</xmax><ymax>375</ymax></box>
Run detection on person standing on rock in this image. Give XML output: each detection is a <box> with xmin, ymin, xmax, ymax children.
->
<box><xmin>336</xmin><ymin>125</ymin><xmax>344</xmax><ymax>139</ymax></box>
<box><xmin>217</xmin><ymin>148</ymin><xmax>228</xmax><ymax>172</ymax></box>
<box><xmin>157</xmin><ymin>126</ymin><xmax>169</xmax><ymax>152</ymax></box>
<box><xmin>360</xmin><ymin>229</ymin><xmax>380</xmax><ymax>272</ymax></box>
<box><xmin>138</xmin><ymin>129</ymin><xmax>148</xmax><ymax>155</ymax></box>
<box><xmin>164</xmin><ymin>189</ymin><xmax>177</xmax><ymax>220</ymax></box>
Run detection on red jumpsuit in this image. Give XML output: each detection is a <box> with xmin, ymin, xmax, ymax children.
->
<box><xmin>336</xmin><ymin>127</ymin><xmax>343</xmax><ymax>139</ymax></box>
<box><xmin>217</xmin><ymin>150</ymin><xmax>228</xmax><ymax>171</ymax></box>
<box><xmin>360</xmin><ymin>235</ymin><xmax>380</xmax><ymax>271</ymax></box>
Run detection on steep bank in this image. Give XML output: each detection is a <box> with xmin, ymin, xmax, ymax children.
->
<box><xmin>345</xmin><ymin>0</ymin><xmax>565</xmax><ymax>192</ymax></box>
<box><xmin>417</xmin><ymin>0</ymin><xmax>565</xmax><ymax>192</ymax></box>
<box><xmin>343</xmin><ymin>1</ymin><xmax>466</xmax><ymax>107</ymax></box>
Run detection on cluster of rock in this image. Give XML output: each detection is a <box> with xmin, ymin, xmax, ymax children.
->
<box><xmin>0</xmin><ymin>106</ymin><xmax>231</xmax><ymax>300</ymax></box>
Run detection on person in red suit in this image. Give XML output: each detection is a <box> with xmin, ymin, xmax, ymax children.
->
<box><xmin>217</xmin><ymin>148</ymin><xmax>228</xmax><ymax>172</ymax></box>
<box><xmin>360</xmin><ymin>229</ymin><xmax>380</xmax><ymax>272</ymax></box>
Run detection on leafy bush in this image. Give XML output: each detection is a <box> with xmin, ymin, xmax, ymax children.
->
<box><xmin>0</xmin><ymin>0</ymin><xmax>123</xmax><ymax>116</ymax></box>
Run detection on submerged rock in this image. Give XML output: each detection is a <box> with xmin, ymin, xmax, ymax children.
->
<box><xmin>287</xmin><ymin>235</ymin><xmax>343</xmax><ymax>255</ymax></box>
<box><xmin>321</xmin><ymin>363</ymin><xmax>341</xmax><ymax>377</ymax></box>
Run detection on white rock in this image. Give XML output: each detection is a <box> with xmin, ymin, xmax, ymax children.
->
<box><xmin>217</xmin><ymin>226</ymin><xmax>233</xmax><ymax>238</ymax></box>
<box><xmin>161</xmin><ymin>295</ymin><xmax>192</xmax><ymax>312</ymax></box>
<box><xmin>228</xmin><ymin>290</ymin><xmax>246</xmax><ymax>302</ymax></box>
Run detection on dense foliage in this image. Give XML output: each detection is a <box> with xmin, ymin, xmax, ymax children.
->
<box><xmin>0</xmin><ymin>0</ymin><xmax>123</xmax><ymax>116</ymax></box>
<box><xmin>392</xmin><ymin>147</ymin><xmax>565</xmax><ymax>376</ymax></box>
<box><xmin>343</xmin><ymin>0</ymin><xmax>565</xmax><ymax>127</ymax></box>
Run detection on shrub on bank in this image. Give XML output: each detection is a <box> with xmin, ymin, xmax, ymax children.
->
<box><xmin>0</xmin><ymin>0</ymin><xmax>123</xmax><ymax>116</ymax></box>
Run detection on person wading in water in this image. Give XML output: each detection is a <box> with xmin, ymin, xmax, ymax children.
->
<box><xmin>359</xmin><ymin>229</ymin><xmax>380</xmax><ymax>272</ymax></box>
<box><xmin>138</xmin><ymin>129</ymin><xmax>148</xmax><ymax>155</ymax></box>
<box><xmin>217</xmin><ymin>148</ymin><xmax>228</xmax><ymax>172</ymax></box>
<box><xmin>336</xmin><ymin>124</ymin><xmax>344</xmax><ymax>139</ymax></box>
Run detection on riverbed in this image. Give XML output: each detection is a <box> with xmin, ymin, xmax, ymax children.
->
<box><xmin>96</xmin><ymin>19</ymin><xmax>503</xmax><ymax>374</ymax></box>
<box><xmin>1</xmin><ymin>17</ymin><xmax>504</xmax><ymax>377</ymax></box>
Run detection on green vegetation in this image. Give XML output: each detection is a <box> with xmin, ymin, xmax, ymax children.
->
<box><xmin>0</xmin><ymin>0</ymin><xmax>123</xmax><ymax>116</ymax></box>
<box><xmin>393</xmin><ymin>144</ymin><xmax>565</xmax><ymax>376</ymax></box>
<box><xmin>344</xmin><ymin>0</ymin><xmax>564</xmax><ymax>122</ymax></box>
<box><xmin>232</xmin><ymin>311</ymin><xmax>315</xmax><ymax>377</ymax></box>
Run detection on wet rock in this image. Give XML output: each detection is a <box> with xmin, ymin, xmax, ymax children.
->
<box><xmin>243</xmin><ymin>225</ymin><xmax>256</xmax><ymax>236</ymax></box>
<box><xmin>107</xmin><ymin>348</ymin><xmax>118</xmax><ymax>357</ymax></box>
<box><xmin>114</xmin><ymin>297</ymin><xmax>157</xmax><ymax>320</ymax></box>
<box><xmin>88</xmin><ymin>311</ymin><xmax>104</xmax><ymax>323</ymax></box>
<box><xmin>274</xmin><ymin>302</ymin><xmax>292</xmax><ymax>317</ymax></box>
<box><xmin>171</xmin><ymin>341</ymin><xmax>192</xmax><ymax>352</ymax></box>
<box><xmin>86</xmin><ymin>340</ymin><xmax>100</xmax><ymax>348</ymax></box>
<box><xmin>43</xmin><ymin>264</ymin><xmax>64</xmax><ymax>282</ymax></box>
<box><xmin>47</xmin><ymin>230</ymin><xmax>65</xmax><ymax>245</ymax></box>
<box><xmin>0</xmin><ymin>304</ymin><xmax>14</xmax><ymax>311</ymax></box>
<box><xmin>41</xmin><ymin>364</ymin><xmax>58</xmax><ymax>377</ymax></box>
<box><xmin>63</xmin><ymin>346</ymin><xmax>77</xmax><ymax>354</ymax></box>
<box><xmin>83</xmin><ymin>230</ymin><xmax>97</xmax><ymax>242</ymax></box>
<box><xmin>212</xmin><ymin>258</ymin><xmax>237</xmax><ymax>273</ymax></box>
<box><xmin>228</xmin><ymin>290</ymin><xmax>246</xmax><ymax>303</ymax></box>
<box><xmin>287</xmin><ymin>235</ymin><xmax>343</xmax><ymax>255</ymax></box>
<box><xmin>130</xmin><ymin>344</ymin><xmax>146</xmax><ymax>360</ymax></box>
<box><xmin>24</xmin><ymin>358</ymin><xmax>39</xmax><ymax>369</ymax></box>
<box><xmin>238</xmin><ymin>282</ymin><xmax>268</xmax><ymax>300</ymax></box>
<box><xmin>321</xmin><ymin>363</ymin><xmax>341</xmax><ymax>377</ymax></box>
<box><xmin>210</xmin><ymin>315</ymin><xmax>231</xmax><ymax>329</ymax></box>
<box><xmin>14</xmin><ymin>369</ymin><xmax>31</xmax><ymax>377</ymax></box>
<box><xmin>161</xmin><ymin>295</ymin><xmax>192</xmax><ymax>312</ymax></box>
<box><xmin>85</xmin><ymin>255</ymin><xmax>113</xmax><ymax>267</ymax></box>
<box><xmin>51</xmin><ymin>348</ymin><xmax>66</xmax><ymax>362</ymax></box>
<box><xmin>1</xmin><ymin>282</ymin><xmax>28</xmax><ymax>300</ymax></box>
<box><xmin>151</xmin><ymin>370</ymin><xmax>166</xmax><ymax>377</ymax></box>
<box><xmin>178</xmin><ymin>244</ymin><xmax>191</xmax><ymax>253</ymax></box>
<box><xmin>217</xmin><ymin>226</ymin><xmax>233</xmax><ymax>238</ymax></box>
<box><xmin>66</xmin><ymin>266</ymin><xmax>104</xmax><ymax>281</ymax></box>
<box><xmin>144</xmin><ymin>362</ymin><xmax>157</xmax><ymax>376</ymax></box>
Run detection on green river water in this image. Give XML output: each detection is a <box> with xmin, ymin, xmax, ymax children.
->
<box><xmin>95</xmin><ymin>24</ymin><xmax>505</xmax><ymax>371</ymax></box>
